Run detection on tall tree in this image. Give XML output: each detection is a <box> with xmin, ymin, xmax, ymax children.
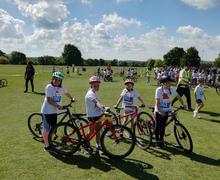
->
<box><xmin>213</xmin><ymin>54</ymin><xmax>220</xmax><ymax>68</ymax></box>
<box><xmin>181</xmin><ymin>47</ymin><xmax>201</xmax><ymax>67</ymax></box>
<box><xmin>62</xmin><ymin>44</ymin><xmax>83</xmax><ymax>66</ymax></box>
<box><xmin>163</xmin><ymin>47</ymin><xmax>186</xmax><ymax>66</ymax></box>
<box><xmin>0</xmin><ymin>50</ymin><xmax>6</xmax><ymax>56</ymax></box>
<box><xmin>10</xmin><ymin>51</ymin><xmax>26</xmax><ymax>64</ymax></box>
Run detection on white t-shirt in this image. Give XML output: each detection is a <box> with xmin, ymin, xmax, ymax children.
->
<box><xmin>41</xmin><ymin>84</ymin><xmax>67</xmax><ymax>114</ymax></box>
<box><xmin>155</xmin><ymin>87</ymin><xmax>177</xmax><ymax>112</ymax></box>
<box><xmin>194</xmin><ymin>85</ymin><xmax>204</xmax><ymax>101</ymax></box>
<box><xmin>120</xmin><ymin>88</ymin><xmax>140</xmax><ymax>112</ymax></box>
<box><xmin>85</xmin><ymin>89</ymin><xmax>103</xmax><ymax>117</ymax></box>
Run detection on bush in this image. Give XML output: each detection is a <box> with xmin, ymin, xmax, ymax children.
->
<box><xmin>0</xmin><ymin>56</ymin><xmax>9</xmax><ymax>64</ymax></box>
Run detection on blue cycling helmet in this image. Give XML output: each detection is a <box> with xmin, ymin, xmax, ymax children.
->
<box><xmin>52</xmin><ymin>71</ymin><xmax>64</xmax><ymax>80</ymax></box>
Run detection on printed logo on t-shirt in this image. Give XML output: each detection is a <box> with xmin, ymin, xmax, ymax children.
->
<box><xmin>53</xmin><ymin>96</ymin><xmax>61</xmax><ymax>102</ymax></box>
<box><xmin>163</xmin><ymin>93</ymin><xmax>169</xmax><ymax>99</ymax></box>
<box><xmin>123</xmin><ymin>95</ymin><xmax>133</xmax><ymax>105</ymax></box>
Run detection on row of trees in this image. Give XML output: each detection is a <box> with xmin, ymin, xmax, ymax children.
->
<box><xmin>1</xmin><ymin>45</ymin><xmax>220</xmax><ymax>68</ymax></box>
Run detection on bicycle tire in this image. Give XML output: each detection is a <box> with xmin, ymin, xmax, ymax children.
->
<box><xmin>174</xmin><ymin>123</ymin><xmax>193</xmax><ymax>153</ymax></box>
<box><xmin>216</xmin><ymin>86</ymin><xmax>220</xmax><ymax>96</ymax></box>
<box><xmin>48</xmin><ymin>123</ymin><xmax>81</xmax><ymax>155</ymax></box>
<box><xmin>1</xmin><ymin>79</ymin><xmax>7</xmax><ymax>87</ymax></box>
<box><xmin>135</xmin><ymin>112</ymin><xmax>153</xmax><ymax>149</ymax></box>
<box><xmin>100</xmin><ymin>124</ymin><xmax>135</xmax><ymax>159</ymax></box>
<box><xmin>27</xmin><ymin>113</ymin><xmax>43</xmax><ymax>138</ymax></box>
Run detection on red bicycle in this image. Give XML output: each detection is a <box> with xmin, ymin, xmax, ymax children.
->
<box><xmin>48</xmin><ymin>108</ymin><xmax>136</xmax><ymax>159</ymax></box>
<box><xmin>110</xmin><ymin>105</ymin><xmax>154</xmax><ymax>150</ymax></box>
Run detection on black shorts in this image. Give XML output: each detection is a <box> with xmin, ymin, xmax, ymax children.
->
<box><xmin>196</xmin><ymin>99</ymin><xmax>203</xmax><ymax>104</ymax></box>
<box><xmin>42</xmin><ymin>113</ymin><xmax>57</xmax><ymax>131</ymax></box>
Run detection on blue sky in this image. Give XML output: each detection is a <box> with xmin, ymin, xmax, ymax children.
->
<box><xmin>1</xmin><ymin>0</ymin><xmax>220</xmax><ymax>61</ymax></box>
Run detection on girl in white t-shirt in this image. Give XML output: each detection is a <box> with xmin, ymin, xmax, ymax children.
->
<box><xmin>85</xmin><ymin>76</ymin><xmax>105</xmax><ymax>155</ymax></box>
<box><xmin>193</xmin><ymin>78</ymin><xmax>206</xmax><ymax>119</ymax></box>
<box><xmin>155</xmin><ymin>76</ymin><xmax>185</xmax><ymax>148</ymax></box>
<box><xmin>41</xmin><ymin>72</ymin><xmax>75</xmax><ymax>152</ymax></box>
<box><xmin>115</xmin><ymin>79</ymin><xmax>145</xmax><ymax>124</ymax></box>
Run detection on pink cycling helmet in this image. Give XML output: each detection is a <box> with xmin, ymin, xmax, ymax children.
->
<box><xmin>89</xmin><ymin>76</ymin><xmax>101</xmax><ymax>84</ymax></box>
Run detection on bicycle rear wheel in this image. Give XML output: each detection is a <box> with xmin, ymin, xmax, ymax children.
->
<box><xmin>216</xmin><ymin>86</ymin><xmax>220</xmax><ymax>96</ymax></box>
<box><xmin>48</xmin><ymin>123</ymin><xmax>81</xmax><ymax>155</ymax></box>
<box><xmin>1</xmin><ymin>79</ymin><xmax>7</xmax><ymax>87</ymax></box>
<box><xmin>174</xmin><ymin>123</ymin><xmax>193</xmax><ymax>153</ymax></box>
<box><xmin>133</xmin><ymin>119</ymin><xmax>152</xmax><ymax>150</ymax></box>
<box><xmin>135</xmin><ymin>112</ymin><xmax>153</xmax><ymax>149</ymax></box>
<box><xmin>100</xmin><ymin>125</ymin><xmax>135</xmax><ymax>159</ymax></box>
<box><xmin>27</xmin><ymin>113</ymin><xmax>42</xmax><ymax>138</ymax></box>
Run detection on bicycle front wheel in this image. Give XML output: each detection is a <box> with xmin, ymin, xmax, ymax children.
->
<box><xmin>67</xmin><ymin>117</ymin><xmax>88</xmax><ymax>127</ymax></box>
<box><xmin>174</xmin><ymin>123</ymin><xmax>193</xmax><ymax>153</ymax></box>
<box><xmin>100</xmin><ymin>125</ymin><xmax>135</xmax><ymax>159</ymax></box>
<box><xmin>27</xmin><ymin>113</ymin><xmax>42</xmax><ymax>138</ymax></box>
<box><xmin>48</xmin><ymin>123</ymin><xmax>81</xmax><ymax>155</ymax></box>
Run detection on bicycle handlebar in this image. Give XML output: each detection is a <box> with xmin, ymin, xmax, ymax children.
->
<box><xmin>62</xmin><ymin>100</ymin><xmax>76</xmax><ymax>109</ymax></box>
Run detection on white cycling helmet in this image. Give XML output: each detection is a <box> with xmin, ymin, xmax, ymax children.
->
<box><xmin>89</xmin><ymin>75</ymin><xmax>101</xmax><ymax>84</ymax></box>
<box><xmin>124</xmin><ymin>79</ymin><xmax>134</xmax><ymax>85</ymax></box>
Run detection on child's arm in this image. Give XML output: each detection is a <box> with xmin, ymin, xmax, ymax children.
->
<box><xmin>115</xmin><ymin>96</ymin><xmax>123</xmax><ymax>108</ymax></box>
<box><xmin>138</xmin><ymin>96</ymin><xmax>146</xmax><ymax>107</ymax></box>
<box><xmin>65</xmin><ymin>92</ymin><xmax>75</xmax><ymax>101</ymax></box>
<box><xmin>47</xmin><ymin>97</ymin><xmax>63</xmax><ymax>110</ymax></box>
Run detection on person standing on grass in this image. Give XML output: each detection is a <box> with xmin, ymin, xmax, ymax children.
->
<box><xmin>172</xmin><ymin>65</ymin><xmax>193</xmax><ymax>111</ymax></box>
<box><xmin>41</xmin><ymin>72</ymin><xmax>75</xmax><ymax>152</ymax></box>
<box><xmin>193</xmin><ymin>78</ymin><xmax>206</xmax><ymax>119</ymax></box>
<box><xmin>155</xmin><ymin>76</ymin><xmax>186</xmax><ymax>148</ymax></box>
<box><xmin>24</xmin><ymin>61</ymin><xmax>35</xmax><ymax>93</ymax></box>
<box><xmin>84</xmin><ymin>76</ymin><xmax>105</xmax><ymax>155</ymax></box>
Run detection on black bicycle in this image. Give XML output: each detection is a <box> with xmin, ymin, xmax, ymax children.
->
<box><xmin>0</xmin><ymin>79</ymin><xmax>7</xmax><ymax>88</ymax></box>
<box><xmin>148</xmin><ymin>107</ymin><xmax>193</xmax><ymax>153</ymax></box>
<box><xmin>27</xmin><ymin>101</ymin><xmax>88</xmax><ymax>138</ymax></box>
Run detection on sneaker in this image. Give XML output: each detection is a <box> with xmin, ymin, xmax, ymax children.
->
<box><xmin>193</xmin><ymin>111</ymin><xmax>197</xmax><ymax>118</ymax></box>
<box><xmin>96</xmin><ymin>145</ymin><xmax>104</xmax><ymax>155</ymax></box>
<box><xmin>160</xmin><ymin>141</ymin><xmax>167</xmax><ymax>148</ymax></box>
<box><xmin>81</xmin><ymin>147</ymin><xmax>93</xmax><ymax>155</ymax></box>
<box><xmin>44</xmin><ymin>146</ymin><xmax>53</xmax><ymax>152</ymax></box>
<box><xmin>155</xmin><ymin>141</ymin><xmax>162</xmax><ymax>148</ymax></box>
<box><xmin>197</xmin><ymin>113</ymin><xmax>201</xmax><ymax>119</ymax></box>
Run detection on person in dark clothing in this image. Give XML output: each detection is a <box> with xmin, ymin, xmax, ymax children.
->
<box><xmin>24</xmin><ymin>61</ymin><xmax>35</xmax><ymax>93</ymax></box>
<box><xmin>172</xmin><ymin>65</ymin><xmax>192</xmax><ymax>111</ymax></box>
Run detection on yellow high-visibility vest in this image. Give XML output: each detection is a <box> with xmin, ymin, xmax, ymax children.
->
<box><xmin>178</xmin><ymin>69</ymin><xmax>190</xmax><ymax>84</ymax></box>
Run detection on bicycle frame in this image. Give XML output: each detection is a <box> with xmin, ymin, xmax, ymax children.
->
<box><xmin>67</xmin><ymin>117</ymin><xmax>119</xmax><ymax>145</ymax></box>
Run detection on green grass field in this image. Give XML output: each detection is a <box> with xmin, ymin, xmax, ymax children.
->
<box><xmin>0</xmin><ymin>65</ymin><xmax>219</xmax><ymax>180</ymax></box>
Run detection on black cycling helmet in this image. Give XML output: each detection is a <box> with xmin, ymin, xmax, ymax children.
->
<box><xmin>160</xmin><ymin>75</ymin><xmax>175</xmax><ymax>84</ymax></box>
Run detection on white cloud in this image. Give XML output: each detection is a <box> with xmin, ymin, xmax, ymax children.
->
<box><xmin>177</xmin><ymin>25</ymin><xmax>207</xmax><ymax>38</ymax></box>
<box><xmin>0</xmin><ymin>9</ymin><xmax>25</xmax><ymax>39</ymax></box>
<box><xmin>14</xmin><ymin>0</ymin><xmax>69</xmax><ymax>29</ymax></box>
<box><xmin>181</xmin><ymin>0</ymin><xmax>220</xmax><ymax>10</ymax></box>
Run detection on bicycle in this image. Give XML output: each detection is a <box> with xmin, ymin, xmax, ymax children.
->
<box><xmin>27</xmin><ymin>101</ymin><xmax>88</xmax><ymax>138</ymax></box>
<box><xmin>109</xmin><ymin>105</ymin><xmax>153</xmax><ymax>150</ymax></box>
<box><xmin>148</xmin><ymin>106</ymin><xmax>193</xmax><ymax>153</ymax></box>
<box><xmin>0</xmin><ymin>79</ymin><xmax>7</xmax><ymax>88</ymax></box>
<box><xmin>48</xmin><ymin>108</ymin><xmax>136</xmax><ymax>159</ymax></box>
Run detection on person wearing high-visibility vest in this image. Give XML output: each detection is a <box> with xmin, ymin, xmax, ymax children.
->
<box><xmin>172</xmin><ymin>65</ymin><xmax>193</xmax><ymax>111</ymax></box>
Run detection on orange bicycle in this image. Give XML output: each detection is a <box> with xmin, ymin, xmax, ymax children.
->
<box><xmin>48</xmin><ymin>108</ymin><xmax>136</xmax><ymax>159</ymax></box>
